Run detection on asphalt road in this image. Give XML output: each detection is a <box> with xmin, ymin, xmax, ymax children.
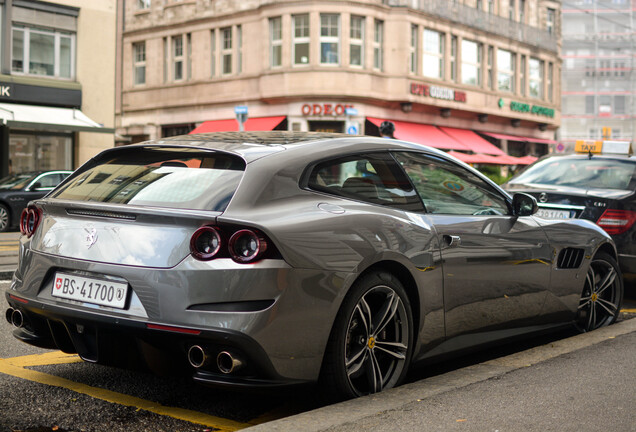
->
<box><xmin>1</xmin><ymin>280</ymin><xmax>636</xmax><ymax>432</ymax></box>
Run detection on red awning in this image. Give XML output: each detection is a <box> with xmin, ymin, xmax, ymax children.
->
<box><xmin>483</xmin><ymin>132</ymin><xmax>557</xmax><ymax>145</ymax></box>
<box><xmin>367</xmin><ymin>117</ymin><xmax>469</xmax><ymax>151</ymax></box>
<box><xmin>447</xmin><ymin>151</ymin><xmax>534</xmax><ymax>166</ymax></box>
<box><xmin>190</xmin><ymin>116</ymin><xmax>286</xmax><ymax>134</ymax></box>
<box><xmin>439</xmin><ymin>127</ymin><xmax>506</xmax><ymax>155</ymax></box>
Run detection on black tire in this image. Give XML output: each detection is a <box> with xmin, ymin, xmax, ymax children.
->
<box><xmin>576</xmin><ymin>251</ymin><xmax>623</xmax><ymax>332</ymax></box>
<box><xmin>0</xmin><ymin>204</ymin><xmax>9</xmax><ymax>232</ymax></box>
<box><xmin>319</xmin><ymin>271</ymin><xmax>413</xmax><ymax>401</ymax></box>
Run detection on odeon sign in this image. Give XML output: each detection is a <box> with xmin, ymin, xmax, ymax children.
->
<box><xmin>301</xmin><ymin>103</ymin><xmax>355</xmax><ymax>116</ymax></box>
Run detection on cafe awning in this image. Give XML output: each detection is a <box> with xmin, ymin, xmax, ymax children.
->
<box><xmin>0</xmin><ymin>102</ymin><xmax>113</xmax><ymax>133</ymax></box>
<box><xmin>190</xmin><ymin>116</ymin><xmax>286</xmax><ymax>134</ymax></box>
<box><xmin>439</xmin><ymin>127</ymin><xmax>506</xmax><ymax>155</ymax></box>
<box><xmin>366</xmin><ymin>117</ymin><xmax>469</xmax><ymax>151</ymax></box>
<box><xmin>483</xmin><ymin>132</ymin><xmax>557</xmax><ymax>145</ymax></box>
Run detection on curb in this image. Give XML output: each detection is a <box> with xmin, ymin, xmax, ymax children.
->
<box><xmin>243</xmin><ymin>318</ymin><xmax>636</xmax><ymax>432</ymax></box>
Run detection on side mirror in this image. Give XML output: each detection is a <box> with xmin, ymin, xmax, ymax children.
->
<box><xmin>512</xmin><ymin>193</ymin><xmax>538</xmax><ymax>217</ymax></box>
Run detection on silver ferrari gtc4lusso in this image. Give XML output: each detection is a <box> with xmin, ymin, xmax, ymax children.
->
<box><xmin>4</xmin><ymin>132</ymin><xmax>623</xmax><ymax>400</ymax></box>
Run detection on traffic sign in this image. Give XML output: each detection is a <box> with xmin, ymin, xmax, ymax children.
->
<box><xmin>345</xmin><ymin>107</ymin><xmax>358</xmax><ymax>116</ymax></box>
<box><xmin>234</xmin><ymin>105</ymin><xmax>248</xmax><ymax>115</ymax></box>
<box><xmin>347</xmin><ymin>124</ymin><xmax>359</xmax><ymax>135</ymax></box>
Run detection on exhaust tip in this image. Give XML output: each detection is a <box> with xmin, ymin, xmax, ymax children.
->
<box><xmin>5</xmin><ymin>308</ymin><xmax>14</xmax><ymax>325</ymax></box>
<box><xmin>187</xmin><ymin>345</ymin><xmax>209</xmax><ymax>368</ymax></box>
<box><xmin>11</xmin><ymin>309</ymin><xmax>24</xmax><ymax>328</ymax></box>
<box><xmin>217</xmin><ymin>351</ymin><xmax>243</xmax><ymax>374</ymax></box>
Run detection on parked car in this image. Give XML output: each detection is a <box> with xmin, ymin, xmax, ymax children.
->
<box><xmin>0</xmin><ymin>170</ymin><xmax>73</xmax><ymax>232</ymax></box>
<box><xmin>504</xmin><ymin>141</ymin><xmax>635</xmax><ymax>287</ymax></box>
<box><xmin>4</xmin><ymin>132</ymin><xmax>623</xmax><ymax>400</ymax></box>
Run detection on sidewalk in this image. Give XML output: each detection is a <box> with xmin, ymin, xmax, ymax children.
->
<box><xmin>0</xmin><ymin>231</ymin><xmax>20</xmax><ymax>280</ymax></box>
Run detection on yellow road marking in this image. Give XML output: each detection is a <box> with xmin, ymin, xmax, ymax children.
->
<box><xmin>621</xmin><ymin>308</ymin><xmax>636</xmax><ymax>314</ymax></box>
<box><xmin>0</xmin><ymin>245</ymin><xmax>18</xmax><ymax>251</ymax></box>
<box><xmin>4</xmin><ymin>351</ymin><xmax>83</xmax><ymax>367</ymax></box>
<box><xmin>0</xmin><ymin>354</ymin><xmax>249</xmax><ymax>431</ymax></box>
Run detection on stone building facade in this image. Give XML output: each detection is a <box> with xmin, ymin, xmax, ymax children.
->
<box><xmin>117</xmin><ymin>0</ymin><xmax>561</xmax><ymax>158</ymax></box>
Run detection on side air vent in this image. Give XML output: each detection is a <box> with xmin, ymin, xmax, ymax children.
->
<box><xmin>557</xmin><ymin>248</ymin><xmax>585</xmax><ymax>269</ymax></box>
<box><xmin>66</xmin><ymin>209</ymin><xmax>137</xmax><ymax>221</ymax></box>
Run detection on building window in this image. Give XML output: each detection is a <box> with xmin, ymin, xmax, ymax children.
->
<box><xmin>476</xmin><ymin>0</ymin><xmax>482</xmax><ymax>9</ymax></box>
<box><xmin>222</xmin><ymin>27</ymin><xmax>232</xmax><ymax>75</ymax></box>
<box><xmin>270</xmin><ymin>17</ymin><xmax>282</xmax><ymax>68</ymax></box>
<box><xmin>409</xmin><ymin>24</ymin><xmax>418</xmax><ymax>74</ymax></box>
<box><xmin>210</xmin><ymin>30</ymin><xmax>216</xmax><ymax>77</ymax></box>
<box><xmin>293</xmin><ymin>14</ymin><xmax>310</xmax><ymax>65</ymax></box>
<box><xmin>237</xmin><ymin>25</ymin><xmax>242</xmax><ymax>74</ymax></box>
<box><xmin>450</xmin><ymin>35</ymin><xmax>457</xmax><ymax>82</ymax></box>
<box><xmin>487</xmin><ymin>46</ymin><xmax>493</xmax><ymax>89</ymax></box>
<box><xmin>350</xmin><ymin>15</ymin><xmax>365</xmax><ymax>67</ymax></box>
<box><xmin>546</xmin><ymin>8</ymin><xmax>556</xmax><ymax>34</ymax></box>
<box><xmin>12</xmin><ymin>26</ymin><xmax>75</xmax><ymax>79</ymax></box>
<box><xmin>423</xmin><ymin>29</ymin><xmax>444</xmax><ymax>80</ymax></box>
<box><xmin>547</xmin><ymin>62</ymin><xmax>553</xmax><ymax>102</ymax></box>
<box><xmin>615</xmin><ymin>95</ymin><xmax>626</xmax><ymax>115</ymax></box>
<box><xmin>529</xmin><ymin>57</ymin><xmax>543</xmax><ymax>99</ymax></box>
<box><xmin>373</xmin><ymin>19</ymin><xmax>384</xmax><ymax>70</ymax></box>
<box><xmin>187</xmin><ymin>33</ymin><xmax>192</xmax><ymax>80</ymax></box>
<box><xmin>497</xmin><ymin>49</ymin><xmax>515</xmax><ymax>92</ymax></box>
<box><xmin>172</xmin><ymin>35</ymin><xmax>184</xmax><ymax>81</ymax></box>
<box><xmin>520</xmin><ymin>55</ymin><xmax>526</xmax><ymax>96</ymax></box>
<box><xmin>488</xmin><ymin>0</ymin><xmax>495</xmax><ymax>13</ymax></box>
<box><xmin>585</xmin><ymin>95</ymin><xmax>595</xmax><ymax>114</ymax></box>
<box><xmin>320</xmin><ymin>14</ymin><xmax>340</xmax><ymax>65</ymax></box>
<box><xmin>137</xmin><ymin>0</ymin><xmax>150</xmax><ymax>10</ymax></box>
<box><xmin>461</xmin><ymin>39</ymin><xmax>481</xmax><ymax>86</ymax></box>
<box><xmin>509</xmin><ymin>0</ymin><xmax>515</xmax><ymax>20</ymax></box>
<box><xmin>162</xmin><ymin>37</ymin><xmax>167</xmax><ymax>82</ymax></box>
<box><xmin>519</xmin><ymin>0</ymin><xmax>525</xmax><ymax>23</ymax></box>
<box><xmin>133</xmin><ymin>42</ymin><xmax>146</xmax><ymax>85</ymax></box>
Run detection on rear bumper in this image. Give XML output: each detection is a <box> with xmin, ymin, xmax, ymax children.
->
<box><xmin>5</xmin><ymin>291</ymin><xmax>304</xmax><ymax>388</ymax></box>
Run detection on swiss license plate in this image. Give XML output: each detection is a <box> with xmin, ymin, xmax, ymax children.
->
<box><xmin>52</xmin><ymin>272</ymin><xmax>128</xmax><ymax>309</ymax></box>
<box><xmin>536</xmin><ymin>208</ymin><xmax>572</xmax><ymax>219</ymax></box>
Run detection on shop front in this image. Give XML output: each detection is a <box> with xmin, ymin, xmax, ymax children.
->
<box><xmin>0</xmin><ymin>82</ymin><xmax>112</xmax><ymax>177</ymax></box>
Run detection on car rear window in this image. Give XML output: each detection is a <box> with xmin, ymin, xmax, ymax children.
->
<box><xmin>51</xmin><ymin>148</ymin><xmax>245</xmax><ymax>211</ymax></box>
<box><xmin>510</xmin><ymin>157</ymin><xmax>636</xmax><ymax>191</ymax></box>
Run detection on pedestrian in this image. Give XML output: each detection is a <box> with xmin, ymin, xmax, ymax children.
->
<box><xmin>379</xmin><ymin>121</ymin><xmax>395</xmax><ymax>139</ymax></box>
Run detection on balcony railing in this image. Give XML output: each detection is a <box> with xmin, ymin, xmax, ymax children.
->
<box><xmin>384</xmin><ymin>0</ymin><xmax>558</xmax><ymax>52</ymax></box>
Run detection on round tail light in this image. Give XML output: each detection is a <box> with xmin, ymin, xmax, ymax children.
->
<box><xmin>20</xmin><ymin>206</ymin><xmax>41</xmax><ymax>238</ymax></box>
<box><xmin>19</xmin><ymin>208</ymin><xmax>29</xmax><ymax>236</ymax></box>
<box><xmin>229</xmin><ymin>229</ymin><xmax>267</xmax><ymax>263</ymax></box>
<box><xmin>190</xmin><ymin>226</ymin><xmax>222</xmax><ymax>260</ymax></box>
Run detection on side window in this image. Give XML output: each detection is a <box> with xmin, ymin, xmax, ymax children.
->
<box><xmin>35</xmin><ymin>173</ymin><xmax>62</xmax><ymax>189</ymax></box>
<box><xmin>307</xmin><ymin>153</ymin><xmax>422</xmax><ymax>211</ymax></box>
<box><xmin>394</xmin><ymin>152</ymin><xmax>509</xmax><ymax>215</ymax></box>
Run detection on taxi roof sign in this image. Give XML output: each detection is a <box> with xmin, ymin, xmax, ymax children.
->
<box><xmin>575</xmin><ymin>140</ymin><xmax>632</xmax><ymax>156</ymax></box>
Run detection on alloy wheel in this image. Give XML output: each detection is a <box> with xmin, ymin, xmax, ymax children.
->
<box><xmin>577</xmin><ymin>255</ymin><xmax>622</xmax><ymax>332</ymax></box>
<box><xmin>0</xmin><ymin>205</ymin><xmax>8</xmax><ymax>232</ymax></box>
<box><xmin>344</xmin><ymin>285</ymin><xmax>409</xmax><ymax>396</ymax></box>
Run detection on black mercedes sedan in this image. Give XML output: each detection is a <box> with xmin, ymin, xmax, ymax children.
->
<box><xmin>0</xmin><ymin>171</ymin><xmax>72</xmax><ymax>232</ymax></box>
<box><xmin>504</xmin><ymin>147</ymin><xmax>636</xmax><ymax>287</ymax></box>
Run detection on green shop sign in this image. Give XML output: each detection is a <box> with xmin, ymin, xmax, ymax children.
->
<box><xmin>499</xmin><ymin>98</ymin><xmax>555</xmax><ymax>118</ymax></box>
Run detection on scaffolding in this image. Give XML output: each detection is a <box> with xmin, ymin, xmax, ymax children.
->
<box><xmin>560</xmin><ymin>0</ymin><xmax>636</xmax><ymax>150</ymax></box>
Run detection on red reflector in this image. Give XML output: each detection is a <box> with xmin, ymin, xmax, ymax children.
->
<box><xmin>146</xmin><ymin>323</ymin><xmax>201</xmax><ymax>335</ymax></box>
<box><xmin>9</xmin><ymin>294</ymin><xmax>28</xmax><ymax>304</ymax></box>
<box><xmin>597</xmin><ymin>209</ymin><xmax>636</xmax><ymax>235</ymax></box>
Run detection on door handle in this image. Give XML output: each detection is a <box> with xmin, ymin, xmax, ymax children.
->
<box><xmin>443</xmin><ymin>235</ymin><xmax>462</xmax><ymax>247</ymax></box>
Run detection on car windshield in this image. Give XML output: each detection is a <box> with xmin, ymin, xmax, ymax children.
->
<box><xmin>50</xmin><ymin>148</ymin><xmax>246</xmax><ymax>211</ymax></box>
<box><xmin>0</xmin><ymin>173</ymin><xmax>36</xmax><ymax>190</ymax></box>
<box><xmin>509</xmin><ymin>157</ymin><xmax>636</xmax><ymax>191</ymax></box>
